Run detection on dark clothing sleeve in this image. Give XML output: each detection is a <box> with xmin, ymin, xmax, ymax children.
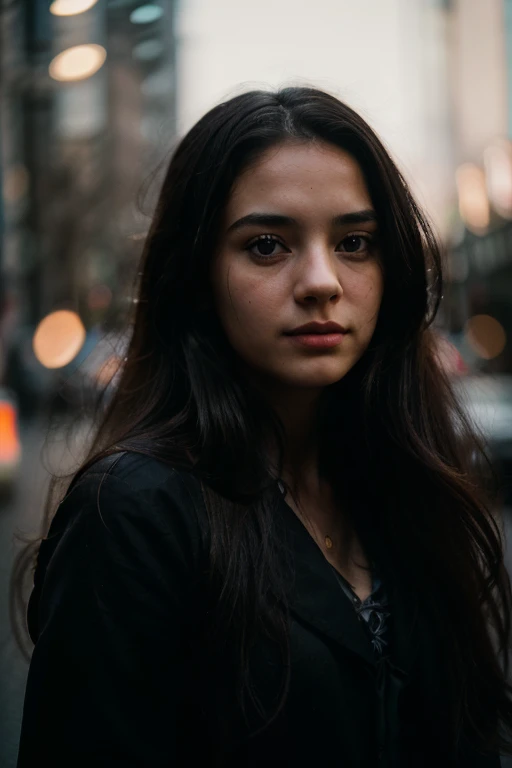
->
<box><xmin>17</xmin><ymin>461</ymin><xmax>205</xmax><ymax>768</ymax></box>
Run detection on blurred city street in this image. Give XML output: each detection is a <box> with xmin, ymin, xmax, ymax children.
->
<box><xmin>1</xmin><ymin>0</ymin><xmax>512</xmax><ymax>764</ymax></box>
<box><xmin>0</xmin><ymin>414</ymin><xmax>92</xmax><ymax>767</ymax></box>
<box><xmin>0</xmin><ymin>418</ymin><xmax>47</xmax><ymax>767</ymax></box>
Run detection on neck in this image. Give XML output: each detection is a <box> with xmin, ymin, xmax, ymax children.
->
<box><xmin>266</xmin><ymin>387</ymin><xmax>324</xmax><ymax>495</ymax></box>
<box><xmin>240</xmin><ymin>364</ymin><xmax>328</xmax><ymax>492</ymax></box>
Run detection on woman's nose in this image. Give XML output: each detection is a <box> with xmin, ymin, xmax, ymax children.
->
<box><xmin>293</xmin><ymin>250</ymin><xmax>343</xmax><ymax>305</ymax></box>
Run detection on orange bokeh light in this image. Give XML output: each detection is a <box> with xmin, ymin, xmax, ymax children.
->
<box><xmin>33</xmin><ymin>310</ymin><xmax>86</xmax><ymax>369</ymax></box>
<box><xmin>456</xmin><ymin>163</ymin><xmax>490</xmax><ymax>233</ymax></box>
<box><xmin>465</xmin><ymin>315</ymin><xmax>507</xmax><ymax>360</ymax></box>
<box><xmin>0</xmin><ymin>402</ymin><xmax>21</xmax><ymax>464</ymax></box>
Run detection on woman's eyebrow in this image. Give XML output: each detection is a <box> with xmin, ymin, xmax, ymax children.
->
<box><xmin>332</xmin><ymin>210</ymin><xmax>377</xmax><ymax>226</ymax></box>
<box><xmin>227</xmin><ymin>209</ymin><xmax>377</xmax><ymax>233</ymax></box>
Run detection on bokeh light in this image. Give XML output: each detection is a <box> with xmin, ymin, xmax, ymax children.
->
<box><xmin>49</xmin><ymin>44</ymin><xmax>107</xmax><ymax>82</ymax></box>
<box><xmin>0</xmin><ymin>401</ymin><xmax>21</xmax><ymax>464</ymax></box>
<box><xmin>33</xmin><ymin>310</ymin><xmax>86</xmax><ymax>369</ymax></box>
<box><xmin>132</xmin><ymin>39</ymin><xmax>164</xmax><ymax>62</ymax></box>
<box><xmin>484</xmin><ymin>140</ymin><xmax>512</xmax><ymax>219</ymax></box>
<box><xmin>456</xmin><ymin>163</ymin><xmax>490</xmax><ymax>233</ymax></box>
<box><xmin>130</xmin><ymin>4</ymin><xmax>164</xmax><ymax>24</ymax></box>
<box><xmin>50</xmin><ymin>0</ymin><xmax>99</xmax><ymax>15</ymax></box>
<box><xmin>464</xmin><ymin>314</ymin><xmax>507</xmax><ymax>360</ymax></box>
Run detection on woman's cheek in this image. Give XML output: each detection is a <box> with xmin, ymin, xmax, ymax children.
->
<box><xmin>237</xmin><ymin>283</ymin><xmax>281</xmax><ymax>326</ymax></box>
<box><xmin>352</xmin><ymin>269</ymin><xmax>383</xmax><ymax>308</ymax></box>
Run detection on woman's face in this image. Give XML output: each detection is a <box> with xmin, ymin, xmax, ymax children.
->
<box><xmin>211</xmin><ymin>141</ymin><xmax>384</xmax><ymax>393</ymax></box>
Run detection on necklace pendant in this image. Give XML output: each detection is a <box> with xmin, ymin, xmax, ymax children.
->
<box><xmin>325</xmin><ymin>535</ymin><xmax>333</xmax><ymax>550</ymax></box>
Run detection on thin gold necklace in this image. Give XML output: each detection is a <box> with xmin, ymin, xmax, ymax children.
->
<box><xmin>277</xmin><ymin>479</ymin><xmax>374</xmax><ymax>599</ymax></box>
<box><xmin>278</xmin><ymin>479</ymin><xmax>335</xmax><ymax>551</ymax></box>
<box><xmin>304</xmin><ymin>514</ymin><xmax>335</xmax><ymax>551</ymax></box>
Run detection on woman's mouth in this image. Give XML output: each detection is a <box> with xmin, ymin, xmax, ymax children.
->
<box><xmin>283</xmin><ymin>321</ymin><xmax>348</xmax><ymax>348</ymax></box>
<box><xmin>285</xmin><ymin>332</ymin><xmax>346</xmax><ymax>349</ymax></box>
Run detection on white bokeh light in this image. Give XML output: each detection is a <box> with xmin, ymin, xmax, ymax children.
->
<box><xmin>49</xmin><ymin>44</ymin><xmax>107</xmax><ymax>82</ymax></box>
<box><xmin>50</xmin><ymin>0</ymin><xmax>99</xmax><ymax>16</ymax></box>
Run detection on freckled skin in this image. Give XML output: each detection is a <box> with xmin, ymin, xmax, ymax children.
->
<box><xmin>211</xmin><ymin>141</ymin><xmax>384</xmax><ymax>395</ymax></box>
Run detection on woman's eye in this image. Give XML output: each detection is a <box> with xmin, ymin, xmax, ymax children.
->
<box><xmin>338</xmin><ymin>234</ymin><xmax>372</xmax><ymax>255</ymax></box>
<box><xmin>246</xmin><ymin>235</ymin><xmax>287</xmax><ymax>259</ymax></box>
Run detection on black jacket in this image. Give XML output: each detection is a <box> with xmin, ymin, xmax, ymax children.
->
<box><xmin>17</xmin><ymin>452</ymin><xmax>501</xmax><ymax>767</ymax></box>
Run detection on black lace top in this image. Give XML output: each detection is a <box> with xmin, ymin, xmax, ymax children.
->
<box><xmin>330</xmin><ymin>566</ymin><xmax>390</xmax><ymax>657</ymax></box>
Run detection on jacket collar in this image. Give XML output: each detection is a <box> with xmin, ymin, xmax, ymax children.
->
<box><xmin>278</xmin><ymin>494</ymin><xmax>420</xmax><ymax>675</ymax></box>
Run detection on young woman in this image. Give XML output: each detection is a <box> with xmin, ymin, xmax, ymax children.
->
<box><xmin>15</xmin><ymin>87</ymin><xmax>512</xmax><ymax>767</ymax></box>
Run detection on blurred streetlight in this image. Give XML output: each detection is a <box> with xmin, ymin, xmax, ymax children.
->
<box><xmin>49</xmin><ymin>43</ymin><xmax>106</xmax><ymax>82</ymax></box>
<box><xmin>33</xmin><ymin>310</ymin><xmax>86</xmax><ymax>369</ymax></box>
<box><xmin>50</xmin><ymin>0</ymin><xmax>99</xmax><ymax>16</ymax></box>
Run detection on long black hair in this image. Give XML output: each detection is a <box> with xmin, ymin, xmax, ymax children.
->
<box><xmin>12</xmin><ymin>86</ymin><xmax>512</xmax><ymax>755</ymax></box>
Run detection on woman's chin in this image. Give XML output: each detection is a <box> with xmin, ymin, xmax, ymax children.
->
<box><xmin>275</xmin><ymin>365</ymin><xmax>352</xmax><ymax>390</ymax></box>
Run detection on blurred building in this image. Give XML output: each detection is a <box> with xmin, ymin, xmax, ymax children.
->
<box><xmin>176</xmin><ymin>0</ymin><xmax>457</xmax><ymax>242</ymax></box>
<box><xmin>441</xmin><ymin>0</ymin><xmax>512</xmax><ymax>374</ymax></box>
<box><xmin>0</xmin><ymin>0</ymin><xmax>178</xmax><ymax>414</ymax></box>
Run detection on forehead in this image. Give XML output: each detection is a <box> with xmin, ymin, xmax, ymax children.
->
<box><xmin>227</xmin><ymin>141</ymin><xmax>372</xmax><ymax>216</ymax></box>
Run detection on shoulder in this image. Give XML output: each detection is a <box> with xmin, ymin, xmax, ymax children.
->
<box><xmin>79</xmin><ymin>450</ymin><xmax>202</xmax><ymax>500</ymax></box>
<box><xmin>30</xmin><ymin>452</ymin><xmax>209</xmax><ymax>643</ymax></box>
<box><xmin>80</xmin><ymin>449</ymin><xmax>206</xmax><ymax>536</ymax></box>
<box><xmin>79</xmin><ymin>451</ymin><xmax>206</xmax><ymax>510</ymax></box>
<box><xmin>45</xmin><ymin>451</ymin><xmax>210</xmax><ymax>572</ymax></box>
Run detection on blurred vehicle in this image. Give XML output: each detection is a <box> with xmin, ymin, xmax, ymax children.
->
<box><xmin>455</xmin><ymin>374</ymin><xmax>512</xmax><ymax>507</ymax></box>
<box><xmin>0</xmin><ymin>387</ymin><xmax>22</xmax><ymax>497</ymax></box>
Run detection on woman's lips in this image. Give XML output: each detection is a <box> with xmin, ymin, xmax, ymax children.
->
<box><xmin>285</xmin><ymin>332</ymin><xmax>347</xmax><ymax>349</ymax></box>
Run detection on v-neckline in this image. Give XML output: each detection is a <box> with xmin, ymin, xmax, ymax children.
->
<box><xmin>275</xmin><ymin>488</ymin><xmax>422</xmax><ymax>676</ymax></box>
<box><xmin>278</xmin><ymin>487</ymin><xmax>375</xmax><ymax>604</ymax></box>
<box><xmin>329</xmin><ymin>562</ymin><xmax>376</xmax><ymax>606</ymax></box>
